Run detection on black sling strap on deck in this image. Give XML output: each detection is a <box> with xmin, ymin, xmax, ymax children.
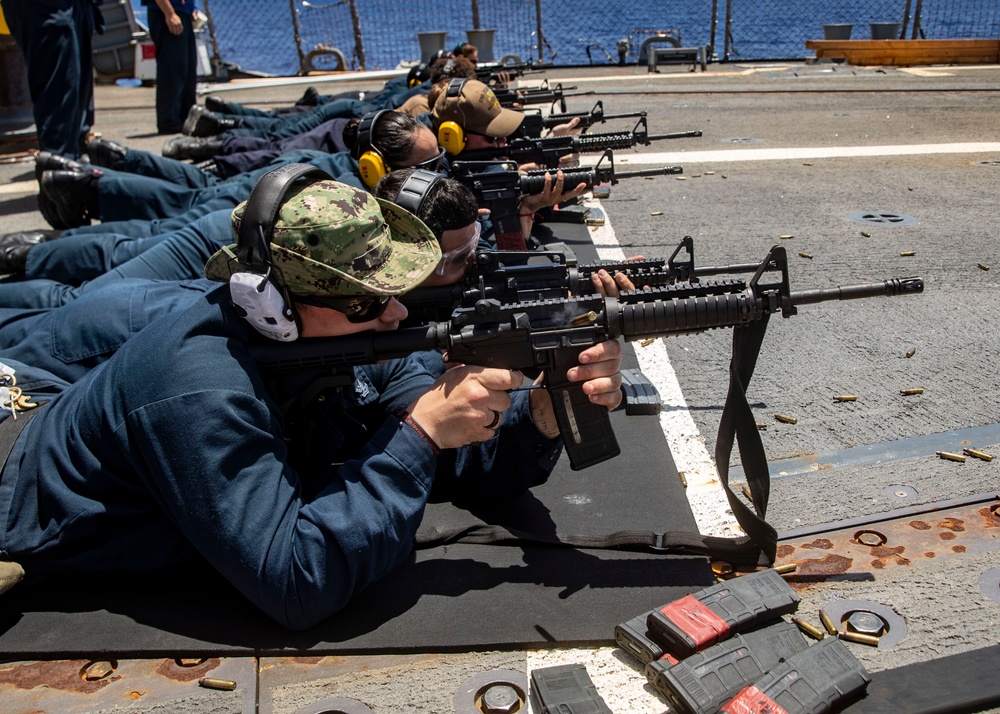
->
<box><xmin>416</xmin><ymin>317</ymin><xmax>779</xmax><ymax>567</ymax></box>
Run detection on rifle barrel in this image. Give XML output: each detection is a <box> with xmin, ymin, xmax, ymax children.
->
<box><xmin>646</xmin><ymin>130</ymin><xmax>703</xmax><ymax>141</ymax></box>
<box><xmin>615</xmin><ymin>166</ymin><xmax>684</xmax><ymax>179</ymax></box>
<box><xmin>609</xmin><ymin>276</ymin><xmax>924</xmax><ymax>340</ymax></box>
<box><xmin>788</xmin><ymin>277</ymin><xmax>924</xmax><ymax>306</ymax></box>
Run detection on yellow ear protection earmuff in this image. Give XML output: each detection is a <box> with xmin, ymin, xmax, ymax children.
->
<box><xmin>229</xmin><ymin>163</ymin><xmax>333</xmax><ymax>342</ymax></box>
<box><xmin>438</xmin><ymin>78</ymin><xmax>469</xmax><ymax>156</ymax></box>
<box><xmin>353</xmin><ymin>110</ymin><xmax>391</xmax><ymax>189</ymax></box>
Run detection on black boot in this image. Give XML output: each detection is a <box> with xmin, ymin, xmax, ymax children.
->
<box><xmin>0</xmin><ymin>230</ymin><xmax>61</xmax><ymax>275</ymax></box>
<box><xmin>204</xmin><ymin>95</ymin><xmax>236</xmax><ymax>113</ymax></box>
<box><xmin>182</xmin><ymin>105</ymin><xmax>242</xmax><ymax>137</ymax></box>
<box><xmin>39</xmin><ymin>169</ymin><xmax>100</xmax><ymax>229</ymax></box>
<box><xmin>86</xmin><ymin>138</ymin><xmax>128</xmax><ymax>169</ymax></box>
<box><xmin>295</xmin><ymin>86</ymin><xmax>320</xmax><ymax>106</ymax></box>
<box><xmin>35</xmin><ymin>151</ymin><xmax>86</xmax><ymax>181</ymax></box>
<box><xmin>162</xmin><ymin>136</ymin><xmax>224</xmax><ymax>161</ymax></box>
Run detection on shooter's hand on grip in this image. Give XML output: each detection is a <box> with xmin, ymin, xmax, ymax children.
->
<box><xmin>408</xmin><ymin>366</ymin><xmax>521</xmax><ymax>448</ymax></box>
<box><xmin>529</xmin><ymin>339</ymin><xmax>624</xmax><ymax>468</ymax></box>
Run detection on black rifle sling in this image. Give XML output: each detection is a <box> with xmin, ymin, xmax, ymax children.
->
<box><xmin>415</xmin><ymin>318</ymin><xmax>779</xmax><ymax>567</ymax></box>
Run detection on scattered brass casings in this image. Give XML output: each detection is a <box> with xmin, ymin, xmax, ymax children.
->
<box><xmin>900</xmin><ymin>387</ymin><xmax>924</xmax><ymax>395</ymax></box>
<box><xmin>779</xmin><ymin>234</ymin><xmax>794</xmax><ymax>240</ymax></box>
<box><xmin>773</xmin><ymin>563</ymin><xmax>797</xmax><ymax>575</ymax></box>
<box><xmin>711</xmin><ymin>561</ymin><xmax>733</xmax><ymax>577</ymax></box>
<box><xmin>937</xmin><ymin>451</ymin><xmax>967</xmax><ymax>463</ymax></box>
<box><xmin>963</xmin><ymin>448</ymin><xmax>994</xmax><ymax>462</ymax></box>
<box><xmin>676</xmin><ymin>176</ymin><xmax>687</xmax><ymax>180</ymax></box>
<box><xmin>705</xmin><ymin>171</ymin><xmax>716</xmax><ymax>175</ymax></box>
<box><xmin>833</xmin><ymin>395</ymin><xmax>857</xmax><ymax>402</ymax></box>
<box><xmin>798</xmin><ymin>252</ymin><xmax>813</xmax><ymax>259</ymax></box>
<box><xmin>640</xmin><ymin>338</ymin><xmax>655</xmax><ymax>347</ymax></box>
<box><xmin>978</xmin><ymin>263</ymin><xmax>990</xmax><ymax>271</ymax></box>
<box><xmin>839</xmin><ymin>631</ymin><xmax>880</xmax><ymax>647</ymax></box>
<box><xmin>199</xmin><ymin>678</ymin><xmax>238</xmax><ymax>691</ymax></box>
<box><xmin>793</xmin><ymin>617</ymin><xmax>826</xmax><ymax>640</ymax></box>
<box><xmin>905</xmin><ymin>347</ymin><xmax>916</xmax><ymax>358</ymax></box>
<box><xmin>571</xmin><ymin>311</ymin><xmax>598</xmax><ymax>326</ymax></box>
<box><xmin>741</xmin><ymin>484</ymin><xmax>754</xmax><ymax>503</ymax></box>
<box><xmin>755</xmin><ymin>422</ymin><xmax>768</xmax><ymax>430</ymax></box>
<box><xmin>650</xmin><ymin>211</ymin><xmax>664</xmax><ymax>216</ymax></box>
<box><xmin>900</xmin><ymin>251</ymin><xmax>916</xmax><ymax>257</ymax></box>
<box><xmin>678</xmin><ymin>471</ymin><xmax>688</xmax><ymax>488</ymax></box>
<box><xmin>775</xmin><ymin>414</ymin><xmax>798</xmax><ymax>424</ymax></box>
<box><xmin>861</xmin><ymin>231</ymin><xmax>872</xmax><ymax>237</ymax></box>
<box><xmin>83</xmin><ymin>661</ymin><xmax>116</xmax><ymax>681</ymax></box>
<box><xmin>819</xmin><ymin>609</ymin><xmax>839</xmax><ymax>636</ymax></box>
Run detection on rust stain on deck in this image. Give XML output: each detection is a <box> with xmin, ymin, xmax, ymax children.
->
<box><xmin>156</xmin><ymin>658</ymin><xmax>221</xmax><ymax>682</ymax></box>
<box><xmin>0</xmin><ymin>660</ymin><xmax>115</xmax><ymax>693</ymax></box>
<box><xmin>801</xmin><ymin>539</ymin><xmax>833</xmax><ymax>550</ymax></box>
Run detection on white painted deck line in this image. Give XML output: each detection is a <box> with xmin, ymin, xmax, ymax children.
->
<box><xmin>0</xmin><ymin>181</ymin><xmax>36</xmax><ymax>197</ymax></box>
<box><xmin>583</xmin><ymin>195</ymin><xmax>742</xmax><ymax>539</ymax></box>
<box><xmin>584</xmin><ymin>141</ymin><xmax>1000</xmax><ymax>167</ymax></box>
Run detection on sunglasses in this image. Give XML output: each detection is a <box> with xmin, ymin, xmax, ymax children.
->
<box><xmin>410</xmin><ymin>146</ymin><xmax>447</xmax><ymax>172</ymax></box>
<box><xmin>294</xmin><ymin>293</ymin><xmax>393</xmax><ymax>323</ymax></box>
<box><xmin>466</xmin><ymin>131</ymin><xmax>502</xmax><ymax>145</ymax></box>
<box><xmin>436</xmin><ymin>221</ymin><xmax>481</xmax><ymax>276</ymax></box>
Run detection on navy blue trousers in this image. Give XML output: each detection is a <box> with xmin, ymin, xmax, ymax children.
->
<box><xmin>146</xmin><ymin>5</ymin><xmax>197</xmax><ymax>134</ymax></box>
<box><xmin>3</xmin><ymin>0</ymin><xmax>100</xmax><ymax>158</ymax></box>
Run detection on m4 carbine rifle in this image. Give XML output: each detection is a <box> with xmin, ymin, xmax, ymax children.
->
<box><xmin>254</xmin><ymin>245</ymin><xmax>923</xmax><ymax>471</ymax></box>
<box><xmin>474</xmin><ymin>61</ymin><xmax>546</xmax><ymax>85</ymax></box>
<box><xmin>491</xmin><ymin>81</ymin><xmax>593</xmax><ymax>111</ymax></box>
<box><xmin>459</xmin><ymin>116</ymin><xmax>702</xmax><ymax>168</ymax></box>
<box><xmin>519</xmin><ymin>101</ymin><xmax>648</xmax><ymax>138</ymax></box>
<box><xmin>452</xmin><ymin>150</ymin><xmax>682</xmax><ymax>250</ymax></box>
<box><xmin>401</xmin><ymin>234</ymin><xmax>774</xmax><ymax>324</ymax></box>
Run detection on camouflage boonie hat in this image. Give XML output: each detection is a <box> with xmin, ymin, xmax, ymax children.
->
<box><xmin>205</xmin><ymin>180</ymin><xmax>441</xmax><ymax>296</ymax></box>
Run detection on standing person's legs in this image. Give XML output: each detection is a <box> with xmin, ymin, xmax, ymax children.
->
<box><xmin>147</xmin><ymin>7</ymin><xmax>196</xmax><ymax>133</ymax></box>
<box><xmin>4</xmin><ymin>0</ymin><xmax>93</xmax><ymax>158</ymax></box>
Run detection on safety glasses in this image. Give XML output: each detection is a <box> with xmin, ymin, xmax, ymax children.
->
<box><xmin>436</xmin><ymin>221</ymin><xmax>481</xmax><ymax>276</ymax></box>
<box><xmin>295</xmin><ymin>293</ymin><xmax>393</xmax><ymax>323</ymax></box>
<box><xmin>466</xmin><ymin>131</ymin><xmax>502</xmax><ymax>144</ymax></box>
<box><xmin>409</xmin><ymin>146</ymin><xmax>447</xmax><ymax>173</ymax></box>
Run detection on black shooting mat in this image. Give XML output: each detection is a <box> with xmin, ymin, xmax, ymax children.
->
<box><xmin>0</xmin><ymin>222</ymin><xmax>712</xmax><ymax>658</ymax></box>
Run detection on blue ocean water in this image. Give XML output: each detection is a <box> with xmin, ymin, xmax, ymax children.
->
<box><xmin>130</xmin><ymin>0</ymin><xmax>999</xmax><ymax>77</ymax></box>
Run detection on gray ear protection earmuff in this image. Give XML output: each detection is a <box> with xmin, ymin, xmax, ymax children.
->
<box><xmin>393</xmin><ymin>168</ymin><xmax>444</xmax><ymax>218</ymax></box>
<box><xmin>229</xmin><ymin>163</ymin><xmax>333</xmax><ymax>342</ymax></box>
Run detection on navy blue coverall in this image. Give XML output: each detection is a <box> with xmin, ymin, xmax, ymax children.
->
<box><xmin>0</xmin><ymin>287</ymin><xmax>560</xmax><ymax>630</ymax></box>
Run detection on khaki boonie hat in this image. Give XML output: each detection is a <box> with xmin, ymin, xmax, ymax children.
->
<box><xmin>432</xmin><ymin>79</ymin><xmax>524</xmax><ymax>138</ymax></box>
<box><xmin>205</xmin><ymin>180</ymin><xmax>441</xmax><ymax>296</ymax></box>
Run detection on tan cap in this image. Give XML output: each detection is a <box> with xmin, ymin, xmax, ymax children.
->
<box><xmin>432</xmin><ymin>79</ymin><xmax>524</xmax><ymax>138</ymax></box>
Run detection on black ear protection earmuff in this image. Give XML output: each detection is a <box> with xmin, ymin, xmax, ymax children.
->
<box><xmin>437</xmin><ymin>78</ymin><xmax>469</xmax><ymax>156</ymax></box>
<box><xmin>353</xmin><ymin>110</ymin><xmax>391</xmax><ymax>189</ymax></box>
<box><xmin>393</xmin><ymin>168</ymin><xmax>444</xmax><ymax>218</ymax></box>
<box><xmin>407</xmin><ymin>61</ymin><xmax>429</xmax><ymax>88</ymax></box>
<box><xmin>229</xmin><ymin>163</ymin><xmax>333</xmax><ymax>342</ymax></box>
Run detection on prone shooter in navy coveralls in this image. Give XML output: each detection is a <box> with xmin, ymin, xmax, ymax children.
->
<box><xmin>0</xmin><ymin>176</ymin><xmax>624</xmax><ymax>630</ymax></box>
<box><xmin>0</xmin><ymin>113</ymin><xmax>445</xmax><ymax>308</ymax></box>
